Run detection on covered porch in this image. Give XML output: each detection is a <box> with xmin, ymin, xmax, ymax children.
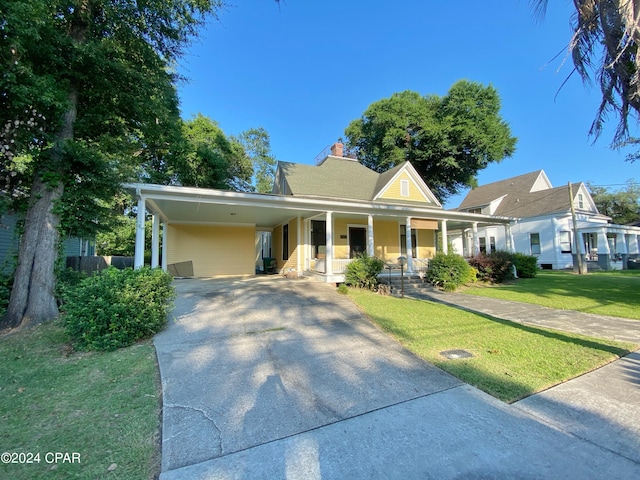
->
<box><xmin>125</xmin><ymin>183</ymin><xmax>514</xmax><ymax>283</ymax></box>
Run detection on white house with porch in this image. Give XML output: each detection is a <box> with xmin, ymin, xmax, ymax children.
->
<box><xmin>125</xmin><ymin>143</ymin><xmax>515</xmax><ymax>282</ymax></box>
<box><xmin>454</xmin><ymin>170</ymin><xmax>640</xmax><ymax>270</ymax></box>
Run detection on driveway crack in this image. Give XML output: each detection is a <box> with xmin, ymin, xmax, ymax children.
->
<box><xmin>164</xmin><ymin>403</ymin><xmax>224</xmax><ymax>455</ymax></box>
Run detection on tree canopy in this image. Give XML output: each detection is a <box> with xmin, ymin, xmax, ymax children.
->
<box><xmin>531</xmin><ymin>1</ymin><xmax>640</xmax><ymax>147</ymax></box>
<box><xmin>344</xmin><ymin>81</ymin><xmax>517</xmax><ymax>201</ymax></box>
<box><xmin>0</xmin><ymin>0</ymin><xmax>225</xmax><ymax>329</ymax></box>
<box><xmin>588</xmin><ymin>181</ymin><xmax>640</xmax><ymax>225</ymax></box>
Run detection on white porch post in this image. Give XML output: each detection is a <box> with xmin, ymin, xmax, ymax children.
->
<box><xmin>134</xmin><ymin>196</ymin><xmax>146</xmax><ymax>269</ymax></box>
<box><xmin>504</xmin><ymin>223</ymin><xmax>515</xmax><ymax>253</ymax></box>
<box><xmin>151</xmin><ymin>214</ymin><xmax>160</xmax><ymax>268</ymax></box>
<box><xmin>161</xmin><ymin>223</ymin><xmax>168</xmax><ymax>272</ymax></box>
<box><xmin>629</xmin><ymin>234</ymin><xmax>639</xmax><ymax>255</ymax></box>
<box><xmin>472</xmin><ymin>222</ymin><xmax>480</xmax><ymax>256</ymax></box>
<box><xmin>326</xmin><ymin>211</ymin><xmax>333</xmax><ymax>276</ymax></box>
<box><xmin>367</xmin><ymin>214</ymin><xmax>374</xmax><ymax>256</ymax></box>
<box><xmin>304</xmin><ymin>219</ymin><xmax>310</xmax><ymax>271</ymax></box>
<box><xmin>405</xmin><ymin>217</ymin><xmax>413</xmax><ymax>272</ymax></box>
<box><xmin>297</xmin><ymin>216</ymin><xmax>302</xmax><ymax>273</ymax></box>
<box><xmin>440</xmin><ymin>220</ymin><xmax>448</xmax><ymax>254</ymax></box>
<box><xmin>597</xmin><ymin>229</ymin><xmax>610</xmax><ymax>255</ymax></box>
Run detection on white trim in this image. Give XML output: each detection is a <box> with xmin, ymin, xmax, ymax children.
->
<box><xmin>372</xmin><ymin>162</ymin><xmax>442</xmax><ymax>207</ymax></box>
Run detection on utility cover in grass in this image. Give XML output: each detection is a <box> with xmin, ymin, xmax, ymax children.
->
<box><xmin>440</xmin><ymin>349</ymin><xmax>474</xmax><ymax>359</ymax></box>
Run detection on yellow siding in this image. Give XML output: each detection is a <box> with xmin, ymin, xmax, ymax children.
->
<box><xmin>275</xmin><ymin>219</ymin><xmax>300</xmax><ymax>271</ymax></box>
<box><xmin>373</xmin><ymin>220</ymin><xmax>401</xmax><ymax>262</ymax></box>
<box><xmin>415</xmin><ymin>230</ymin><xmax>436</xmax><ymax>259</ymax></box>
<box><xmin>167</xmin><ymin>224</ymin><xmax>255</xmax><ymax>277</ymax></box>
<box><xmin>333</xmin><ymin>218</ymin><xmax>367</xmax><ymax>259</ymax></box>
<box><xmin>379</xmin><ymin>171</ymin><xmax>430</xmax><ymax>203</ymax></box>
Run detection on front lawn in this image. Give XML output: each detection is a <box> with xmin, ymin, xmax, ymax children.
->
<box><xmin>0</xmin><ymin>321</ymin><xmax>161</xmax><ymax>480</ymax></box>
<box><xmin>348</xmin><ymin>289</ymin><xmax>637</xmax><ymax>403</ymax></box>
<box><xmin>463</xmin><ymin>270</ymin><xmax>640</xmax><ymax>320</ymax></box>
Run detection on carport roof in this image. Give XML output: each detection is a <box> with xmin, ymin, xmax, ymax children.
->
<box><xmin>123</xmin><ymin>183</ymin><xmax>515</xmax><ymax>230</ymax></box>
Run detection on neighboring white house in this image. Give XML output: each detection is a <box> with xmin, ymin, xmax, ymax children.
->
<box><xmin>452</xmin><ymin>170</ymin><xmax>640</xmax><ymax>270</ymax></box>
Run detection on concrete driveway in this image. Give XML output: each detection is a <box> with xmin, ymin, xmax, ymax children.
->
<box><xmin>155</xmin><ymin>277</ymin><xmax>640</xmax><ymax>479</ymax></box>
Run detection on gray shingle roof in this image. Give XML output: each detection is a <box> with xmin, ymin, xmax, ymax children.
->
<box><xmin>277</xmin><ymin>157</ymin><xmax>405</xmax><ymax>202</ymax></box>
<box><xmin>458</xmin><ymin>170</ymin><xmax>544</xmax><ymax>210</ymax></box>
<box><xmin>458</xmin><ymin>170</ymin><xmax>584</xmax><ymax>217</ymax></box>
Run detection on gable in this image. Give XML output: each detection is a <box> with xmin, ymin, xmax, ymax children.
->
<box><xmin>459</xmin><ymin>170</ymin><xmax>546</xmax><ymax>211</ymax></box>
<box><xmin>373</xmin><ymin>162</ymin><xmax>441</xmax><ymax>207</ymax></box>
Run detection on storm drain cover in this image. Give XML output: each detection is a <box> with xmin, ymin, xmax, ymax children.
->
<box><xmin>440</xmin><ymin>349</ymin><xmax>474</xmax><ymax>359</ymax></box>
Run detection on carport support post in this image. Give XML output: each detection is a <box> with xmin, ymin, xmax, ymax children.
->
<box><xmin>325</xmin><ymin>211</ymin><xmax>333</xmax><ymax>276</ymax></box>
<box><xmin>367</xmin><ymin>214</ymin><xmax>374</xmax><ymax>256</ymax></box>
<box><xmin>440</xmin><ymin>220</ymin><xmax>448</xmax><ymax>254</ymax></box>
<box><xmin>134</xmin><ymin>196</ymin><xmax>146</xmax><ymax>269</ymax></box>
<box><xmin>151</xmin><ymin>214</ymin><xmax>160</xmax><ymax>268</ymax></box>
<box><xmin>161</xmin><ymin>223</ymin><xmax>168</xmax><ymax>271</ymax></box>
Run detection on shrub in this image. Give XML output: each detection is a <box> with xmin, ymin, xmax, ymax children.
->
<box><xmin>512</xmin><ymin>252</ymin><xmax>538</xmax><ymax>278</ymax></box>
<box><xmin>0</xmin><ymin>272</ymin><xmax>12</xmax><ymax>318</ymax></box>
<box><xmin>336</xmin><ymin>283</ymin><xmax>349</xmax><ymax>295</ymax></box>
<box><xmin>426</xmin><ymin>253</ymin><xmax>476</xmax><ymax>291</ymax></box>
<box><xmin>62</xmin><ymin>267</ymin><xmax>175</xmax><ymax>351</ymax></box>
<box><xmin>344</xmin><ymin>253</ymin><xmax>385</xmax><ymax>290</ymax></box>
<box><xmin>468</xmin><ymin>251</ymin><xmax>514</xmax><ymax>283</ymax></box>
<box><xmin>55</xmin><ymin>267</ymin><xmax>88</xmax><ymax>305</ymax></box>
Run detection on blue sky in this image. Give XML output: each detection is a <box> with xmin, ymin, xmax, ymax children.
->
<box><xmin>177</xmin><ymin>0</ymin><xmax>638</xmax><ymax>208</ymax></box>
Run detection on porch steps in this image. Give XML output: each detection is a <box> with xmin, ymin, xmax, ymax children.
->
<box><xmin>378</xmin><ymin>274</ymin><xmax>430</xmax><ymax>294</ymax></box>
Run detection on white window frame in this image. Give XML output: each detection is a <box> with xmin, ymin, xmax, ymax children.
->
<box><xmin>530</xmin><ymin>233</ymin><xmax>541</xmax><ymax>255</ymax></box>
<box><xmin>400</xmin><ymin>179</ymin><xmax>409</xmax><ymax>197</ymax></box>
<box><xmin>559</xmin><ymin>231</ymin><xmax>572</xmax><ymax>254</ymax></box>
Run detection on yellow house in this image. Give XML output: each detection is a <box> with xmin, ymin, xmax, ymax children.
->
<box><xmin>126</xmin><ymin>143</ymin><xmax>514</xmax><ymax>282</ymax></box>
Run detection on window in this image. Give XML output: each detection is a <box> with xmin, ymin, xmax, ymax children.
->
<box><xmin>578</xmin><ymin>193</ymin><xmax>584</xmax><ymax>209</ymax></box>
<box><xmin>282</xmin><ymin>224</ymin><xmax>289</xmax><ymax>260</ymax></box>
<box><xmin>400</xmin><ymin>225</ymin><xmax>417</xmax><ymax>255</ymax></box>
<box><xmin>479</xmin><ymin>237</ymin><xmax>487</xmax><ymax>254</ymax></box>
<box><xmin>400</xmin><ymin>179</ymin><xmax>409</xmax><ymax>197</ymax></box>
<box><xmin>559</xmin><ymin>231</ymin><xmax>572</xmax><ymax>254</ymax></box>
<box><xmin>468</xmin><ymin>208</ymin><xmax>482</xmax><ymax>214</ymax></box>
<box><xmin>489</xmin><ymin>236</ymin><xmax>496</xmax><ymax>253</ymax></box>
<box><xmin>310</xmin><ymin>220</ymin><xmax>326</xmax><ymax>257</ymax></box>
<box><xmin>530</xmin><ymin>233</ymin><xmax>541</xmax><ymax>255</ymax></box>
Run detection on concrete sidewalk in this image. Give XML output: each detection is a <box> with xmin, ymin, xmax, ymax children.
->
<box><xmin>408</xmin><ymin>287</ymin><xmax>640</xmax><ymax>343</ymax></box>
<box><xmin>156</xmin><ymin>277</ymin><xmax>640</xmax><ymax>479</ymax></box>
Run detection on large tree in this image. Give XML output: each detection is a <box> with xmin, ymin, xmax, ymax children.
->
<box><xmin>587</xmin><ymin>180</ymin><xmax>640</xmax><ymax>224</ymax></box>
<box><xmin>344</xmin><ymin>81</ymin><xmax>517</xmax><ymax>201</ymax></box>
<box><xmin>0</xmin><ymin>0</ymin><xmax>225</xmax><ymax>330</ymax></box>
<box><xmin>531</xmin><ymin>1</ymin><xmax>640</xmax><ymax>146</ymax></box>
<box><xmin>234</xmin><ymin>127</ymin><xmax>277</xmax><ymax>193</ymax></box>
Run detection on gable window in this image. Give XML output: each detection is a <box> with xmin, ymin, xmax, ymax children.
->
<box><xmin>400</xmin><ymin>225</ymin><xmax>417</xmax><ymax>255</ymax></box>
<box><xmin>559</xmin><ymin>231</ymin><xmax>572</xmax><ymax>254</ymax></box>
<box><xmin>282</xmin><ymin>224</ymin><xmax>289</xmax><ymax>260</ymax></box>
<box><xmin>530</xmin><ymin>233</ymin><xmax>541</xmax><ymax>255</ymax></box>
<box><xmin>578</xmin><ymin>193</ymin><xmax>584</xmax><ymax>209</ymax></box>
<box><xmin>400</xmin><ymin>179</ymin><xmax>409</xmax><ymax>197</ymax></box>
<box><xmin>468</xmin><ymin>208</ymin><xmax>482</xmax><ymax>214</ymax></box>
<box><xmin>479</xmin><ymin>237</ymin><xmax>487</xmax><ymax>254</ymax></box>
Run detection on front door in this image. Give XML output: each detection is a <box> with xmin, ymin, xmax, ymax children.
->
<box><xmin>349</xmin><ymin>227</ymin><xmax>366</xmax><ymax>258</ymax></box>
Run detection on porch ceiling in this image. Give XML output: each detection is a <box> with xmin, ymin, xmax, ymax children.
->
<box><xmin>125</xmin><ymin>183</ymin><xmax>514</xmax><ymax>230</ymax></box>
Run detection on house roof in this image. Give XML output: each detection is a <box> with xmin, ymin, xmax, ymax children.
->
<box><xmin>458</xmin><ymin>169</ymin><xmax>598</xmax><ymax>218</ymax></box>
<box><xmin>277</xmin><ymin>157</ymin><xmax>381</xmax><ymax>201</ymax></box>
<box><xmin>458</xmin><ymin>170</ymin><xmax>546</xmax><ymax>210</ymax></box>
<box><xmin>276</xmin><ymin>156</ymin><xmax>441</xmax><ymax>207</ymax></box>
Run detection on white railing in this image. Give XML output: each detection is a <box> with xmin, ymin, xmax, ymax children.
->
<box><xmin>332</xmin><ymin>258</ymin><xmax>354</xmax><ymax>273</ymax></box>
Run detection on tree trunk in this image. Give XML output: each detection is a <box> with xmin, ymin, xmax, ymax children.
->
<box><xmin>1</xmin><ymin>90</ymin><xmax>77</xmax><ymax>330</ymax></box>
<box><xmin>1</xmin><ymin>178</ymin><xmax>64</xmax><ymax>329</ymax></box>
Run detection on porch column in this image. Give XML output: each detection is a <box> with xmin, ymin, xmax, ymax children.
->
<box><xmin>134</xmin><ymin>196</ymin><xmax>146</xmax><ymax>269</ymax></box>
<box><xmin>151</xmin><ymin>214</ymin><xmax>160</xmax><ymax>268</ymax></box>
<box><xmin>597</xmin><ymin>228</ymin><xmax>611</xmax><ymax>270</ymax></box>
<box><xmin>628</xmin><ymin>234</ymin><xmax>639</xmax><ymax>255</ymax></box>
<box><xmin>405</xmin><ymin>217</ymin><xmax>413</xmax><ymax>272</ymax></box>
<box><xmin>297</xmin><ymin>216</ymin><xmax>302</xmax><ymax>274</ymax></box>
<box><xmin>472</xmin><ymin>222</ymin><xmax>480</xmax><ymax>256</ymax></box>
<box><xmin>326</xmin><ymin>211</ymin><xmax>333</xmax><ymax>276</ymax></box>
<box><xmin>504</xmin><ymin>223</ymin><xmax>515</xmax><ymax>253</ymax></box>
<box><xmin>304</xmin><ymin>219</ymin><xmax>311</xmax><ymax>271</ymax></box>
<box><xmin>161</xmin><ymin>223</ymin><xmax>168</xmax><ymax>272</ymax></box>
<box><xmin>367</xmin><ymin>214</ymin><xmax>374</xmax><ymax>256</ymax></box>
<box><xmin>440</xmin><ymin>220</ymin><xmax>448</xmax><ymax>254</ymax></box>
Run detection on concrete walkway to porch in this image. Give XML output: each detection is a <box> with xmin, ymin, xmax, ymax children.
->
<box><xmin>155</xmin><ymin>276</ymin><xmax>640</xmax><ymax>479</ymax></box>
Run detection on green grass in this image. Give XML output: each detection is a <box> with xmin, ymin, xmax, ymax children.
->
<box><xmin>463</xmin><ymin>270</ymin><xmax>640</xmax><ymax>320</ymax></box>
<box><xmin>349</xmin><ymin>289</ymin><xmax>637</xmax><ymax>403</ymax></box>
<box><xmin>0</xmin><ymin>321</ymin><xmax>161</xmax><ymax>480</ymax></box>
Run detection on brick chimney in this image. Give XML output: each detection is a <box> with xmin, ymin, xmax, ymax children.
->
<box><xmin>330</xmin><ymin>142</ymin><xmax>344</xmax><ymax>157</ymax></box>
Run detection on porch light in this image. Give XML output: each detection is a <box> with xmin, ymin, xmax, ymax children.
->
<box><xmin>397</xmin><ymin>256</ymin><xmax>406</xmax><ymax>267</ymax></box>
